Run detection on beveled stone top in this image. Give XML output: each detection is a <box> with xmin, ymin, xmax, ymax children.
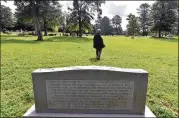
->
<box><xmin>33</xmin><ymin>66</ymin><xmax>148</xmax><ymax>73</ymax></box>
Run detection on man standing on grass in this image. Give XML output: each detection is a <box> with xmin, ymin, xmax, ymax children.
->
<box><xmin>93</xmin><ymin>29</ymin><xmax>105</xmax><ymax>60</ymax></box>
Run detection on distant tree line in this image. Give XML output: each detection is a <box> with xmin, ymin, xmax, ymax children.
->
<box><xmin>126</xmin><ymin>1</ymin><xmax>178</xmax><ymax>37</ymax></box>
<box><xmin>1</xmin><ymin>0</ymin><xmax>105</xmax><ymax>40</ymax></box>
<box><xmin>0</xmin><ymin>0</ymin><xmax>178</xmax><ymax>40</ymax></box>
<box><xmin>93</xmin><ymin>15</ymin><xmax>123</xmax><ymax>36</ymax></box>
<box><xmin>94</xmin><ymin>1</ymin><xmax>178</xmax><ymax>38</ymax></box>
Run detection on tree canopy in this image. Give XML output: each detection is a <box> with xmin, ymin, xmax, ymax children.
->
<box><xmin>14</xmin><ymin>0</ymin><xmax>61</xmax><ymax>40</ymax></box>
<box><xmin>137</xmin><ymin>3</ymin><xmax>150</xmax><ymax>36</ymax></box>
<box><xmin>68</xmin><ymin>0</ymin><xmax>105</xmax><ymax>37</ymax></box>
<box><xmin>150</xmin><ymin>0</ymin><xmax>177</xmax><ymax>37</ymax></box>
<box><xmin>1</xmin><ymin>0</ymin><xmax>178</xmax><ymax>37</ymax></box>
<box><xmin>111</xmin><ymin>15</ymin><xmax>122</xmax><ymax>35</ymax></box>
<box><xmin>126</xmin><ymin>13</ymin><xmax>140</xmax><ymax>36</ymax></box>
<box><xmin>0</xmin><ymin>5</ymin><xmax>14</xmax><ymax>30</ymax></box>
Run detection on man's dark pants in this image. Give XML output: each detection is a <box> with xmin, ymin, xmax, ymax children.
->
<box><xmin>96</xmin><ymin>48</ymin><xmax>102</xmax><ymax>60</ymax></box>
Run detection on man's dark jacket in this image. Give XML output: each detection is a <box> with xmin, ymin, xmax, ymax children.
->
<box><xmin>93</xmin><ymin>34</ymin><xmax>105</xmax><ymax>49</ymax></box>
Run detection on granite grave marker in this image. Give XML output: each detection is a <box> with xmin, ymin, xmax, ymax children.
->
<box><xmin>24</xmin><ymin>66</ymin><xmax>155</xmax><ymax>117</ymax></box>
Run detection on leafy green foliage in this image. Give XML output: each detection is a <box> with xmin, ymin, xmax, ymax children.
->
<box><xmin>0</xmin><ymin>5</ymin><xmax>14</xmax><ymax>29</ymax></box>
<box><xmin>137</xmin><ymin>3</ymin><xmax>150</xmax><ymax>36</ymax></box>
<box><xmin>126</xmin><ymin>13</ymin><xmax>140</xmax><ymax>35</ymax></box>
<box><xmin>68</xmin><ymin>0</ymin><xmax>105</xmax><ymax>37</ymax></box>
<box><xmin>95</xmin><ymin>15</ymin><xmax>122</xmax><ymax>35</ymax></box>
<box><xmin>14</xmin><ymin>0</ymin><xmax>43</xmax><ymax>40</ymax></box>
<box><xmin>150</xmin><ymin>0</ymin><xmax>177</xmax><ymax>37</ymax></box>
<box><xmin>100</xmin><ymin>16</ymin><xmax>113</xmax><ymax>35</ymax></box>
<box><xmin>14</xmin><ymin>0</ymin><xmax>63</xmax><ymax>36</ymax></box>
<box><xmin>39</xmin><ymin>1</ymin><xmax>62</xmax><ymax>35</ymax></box>
<box><xmin>111</xmin><ymin>15</ymin><xmax>122</xmax><ymax>35</ymax></box>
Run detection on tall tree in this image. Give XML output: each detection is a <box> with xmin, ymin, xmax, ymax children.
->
<box><xmin>14</xmin><ymin>0</ymin><xmax>61</xmax><ymax>40</ymax></box>
<box><xmin>100</xmin><ymin>16</ymin><xmax>113</xmax><ymax>35</ymax></box>
<box><xmin>39</xmin><ymin>2</ymin><xmax>62</xmax><ymax>36</ymax></box>
<box><xmin>111</xmin><ymin>15</ymin><xmax>122</xmax><ymax>35</ymax></box>
<box><xmin>31</xmin><ymin>1</ymin><xmax>43</xmax><ymax>40</ymax></box>
<box><xmin>150</xmin><ymin>0</ymin><xmax>177</xmax><ymax>37</ymax></box>
<box><xmin>91</xmin><ymin>1</ymin><xmax>105</xmax><ymax>32</ymax></box>
<box><xmin>14</xmin><ymin>0</ymin><xmax>43</xmax><ymax>40</ymax></box>
<box><xmin>0</xmin><ymin>5</ymin><xmax>13</xmax><ymax>30</ymax></box>
<box><xmin>178</xmin><ymin>0</ymin><xmax>179</xmax><ymax>36</ymax></box>
<box><xmin>126</xmin><ymin>13</ymin><xmax>140</xmax><ymax>36</ymax></box>
<box><xmin>137</xmin><ymin>3</ymin><xmax>150</xmax><ymax>36</ymax></box>
<box><xmin>169</xmin><ymin>0</ymin><xmax>178</xmax><ymax>36</ymax></box>
<box><xmin>95</xmin><ymin>16</ymin><xmax>102</xmax><ymax>32</ymax></box>
<box><xmin>13</xmin><ymin>16</ymin><xmax>34</xmax><ymax>31</ymax></box>
<box><xmin>61</xmin><ymin>11</ymin><xmax>71</xmax><ymax>34</ymax></box>
<box><xmin>69</xmin><ymin>0</ymin><xmax>105</xmax><ymax>37</ymax></box>
<box><xmin>15</xmin><ymin>1</ymin><xmax>34</xmax><ymax>31</ymax></box>
<box><xmin>92</xmin><ymin>1</ymin><xmax>105</xmax><ymax>19</ymax></box>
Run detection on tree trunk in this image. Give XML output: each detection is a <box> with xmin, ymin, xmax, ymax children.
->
<box><xmin>36</xmin><ymin>18</ymin><xmax>43</xmax><ymax>41</ymax></box>
<box><xmin>79</xmin><ymin>19</ymin><xmax>82</xmax><ymax>37</ymax></box>
<box><xmin>76</xmin><ymin>31</ymin><xmax>79</xmax><ymax>36</ymax></box>
<box><xmin>44</xmin><ymin>21</ymin><xmax>47</xmax><ymax>36</ymax></box>
<box><xmin>116</xmin><ymin>27</ymin><xmax>119</xmax><ymax>35</ymax></box>
<box><xmin>165</xmin><ymin>32</ymin><xmax>167</xmax><ymax>36</ymax></box>
<box><xmin>63</xmin><ymin>29</ymin><xmax>65</xmax><ymax>36</ymax></box>
<box><xmin>34</xmin><ymin>24</ymin><xmax>37</xmax><ymax>35</ymax></box>
<box><xmin>159</xmin><ymin>29</ymin><xmax>161</xmax><ymax>38</ymax></box>
<box><xmin>78</xmin><ymin>2</ymin><xmax>82</xmax><ymax>38</ymax></box>
<box><xmin>32</xmin><ymin>2</ymin><xmax>43</xmax><ymax>41</ymax></box>
<box><xmin>161</xmin><ymin>32</ymin><xmax>164</xmax><ymax>37</ymax></box>
<box><xmin>143</xmin><ymin>27</ymin><xmax>145</xmax><ymax>36</ymax></box>
<box><xmin>132</xmin><ymin>22</ymin><xmax>135</xmax><ymax>36</ymax></box>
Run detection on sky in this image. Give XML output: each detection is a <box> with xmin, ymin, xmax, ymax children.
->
<box><xmin>1</xmin><ymin>1</ymin><xmax>155</xmax><ymax>30</ymax></box>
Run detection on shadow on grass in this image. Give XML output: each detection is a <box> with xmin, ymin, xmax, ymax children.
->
<box><xmin>1</xmin><ymin>36</ymin><xmax>92</xmax><ymax>44</ymax></box>
<box><xmin>45</xmin><ymin>36</ymin><xmax>92</xmax><ymax>43</ymax></box>
<box><xmin>1</xmin><ymin>34</ymin><xmax>32</xmax><ymax>37</ymax></box>
<box><xmin>1</xmin><ymin>39</ymin><xmax>42</xmax><ymax>44</ymax></box>
<box><xmin>150</xmin><ymin>36</ymin><xmax>178</xmax><ymax>42</ymax></box>
<box><xmin>89</xmin><ymin>58</ymin><xmax>99</xmax><ymax>62</ymax></box>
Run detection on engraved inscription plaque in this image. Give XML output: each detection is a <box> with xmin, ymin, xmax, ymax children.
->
<box><xmin>46</xmin><ymin>80</ymin><xmax>134</xmax><ymax>110</ymax></box>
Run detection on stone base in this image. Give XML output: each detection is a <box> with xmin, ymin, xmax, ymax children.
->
<box><xmin>23</xmin><ymin>105</ymin><xmax>155</xmax><ymax>118</ymax></box>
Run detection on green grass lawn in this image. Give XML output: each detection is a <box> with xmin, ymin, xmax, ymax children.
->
<box><xmin>1</xmin><ymin>34</ymin><xmax>178</xmax><ymax>117</ymax></box>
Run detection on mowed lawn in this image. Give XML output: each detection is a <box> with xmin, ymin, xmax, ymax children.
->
<box><xmin>1</xmin><ymin>34</ymin><xmax>178</xmax><ymax>117</ymax></box>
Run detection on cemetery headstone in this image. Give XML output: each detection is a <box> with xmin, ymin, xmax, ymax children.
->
<box><xmin>168</xmin><ymin>34</ymin><xmax>173</xmax><ymax>40</ymax></box>
<box><xmin>24</xmin><ymin>66</ymin><xmax>155</xmax><ymax>118</ymax></box>
<box><xmin>48</xmin><ymin>33</ymin><xmax>57</xmax><ymax>36</ymax></box>
<box><xmin>18</xmin><ymin>29</ymin><xmax>25</xmax><ymax>36</ymax></box>
<box><xmin>131</xmin><ymin>36</ymin><xmax>135</xmax><ymax>39</ymax></box>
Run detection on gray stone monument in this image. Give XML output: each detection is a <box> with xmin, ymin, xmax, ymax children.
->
<box><xmin>131</xmin><ymin>36</ymin><xmax>135</xmax><ymax>39</ymax></box>
<box><xmin>168</xmin><ymin>34</ymin><xmax>173</xmax><ymax>40</ymax></box>
<box><xmin>23</xmin><ymin>66</ymin><xmax>155</xmax><ymax>118</ymax></box>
